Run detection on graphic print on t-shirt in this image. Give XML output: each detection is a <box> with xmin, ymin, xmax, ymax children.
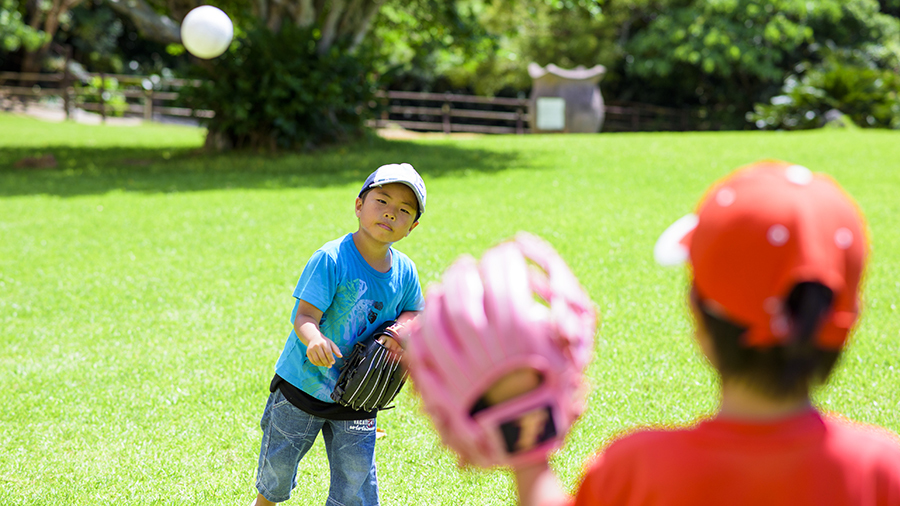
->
<box><xmin>319</xmin><ymin>278</ymin><xmax>384</xmax><ymax>349</ymax></box>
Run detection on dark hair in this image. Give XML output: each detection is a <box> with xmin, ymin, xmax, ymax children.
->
<box><xmin>699</xmin><ymin>282</ymin><xmax>841</xmax><ymax>399</ymax></box>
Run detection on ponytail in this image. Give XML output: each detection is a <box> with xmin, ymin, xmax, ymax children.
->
<box><xmin>785</xmin><ymin>282</ymin><xmax>834</xmax><ymax>349</ymax></box>
<box><xmin>778</xmin><ymin>282</ymin><xmax>837</xmax><ymax>393</ymax></box>
<box><xmin>700</xmin><ymin>282</ymin><xmax>841</xmax><ymax>400</ymax></box>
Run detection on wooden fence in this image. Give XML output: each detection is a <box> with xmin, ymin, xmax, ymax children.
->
<box><xmin>603</xmin><ymin>103</ymin><xmax>694</xmax><ymax>132</ymax></box>
<box><xmin>370</xmin><ymin>90</ymin><xmax>530</xmax><ymax>134</ymax></box>
<box><xmin>0</xmin><ymin>71</ymin><xmax>208</xmax><ymax>122</ymax></box>
<box><xmin>1</xmin><ymin>71</ymin><xmax>700</xmax><ymax>132</ymax></box>
<box><xmin>371</xmin><ymin>91</ymin><xmax>698</xmax><ymax>134</ymax></box>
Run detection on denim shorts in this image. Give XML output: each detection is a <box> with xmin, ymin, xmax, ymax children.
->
<box><xmin>254</xmin><ymin>388</ymin><xmax>379</xmax><ymax>505</ymax></box>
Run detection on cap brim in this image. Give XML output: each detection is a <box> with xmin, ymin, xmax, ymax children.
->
<box><xmin>384</xmin><ymin>180</ymin><xmax>425</xmax><ymax>217</ymax></box>
<box><xmin>654</xmin><ymin>213</ymin><xmax>698</xmax><ymax>266</ymax></box>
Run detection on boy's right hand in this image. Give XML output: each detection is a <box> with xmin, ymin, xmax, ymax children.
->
<box><xmin>306</xmin><ymin>335</ymin><xmax>343</xmax><ymax>368</ymax></box>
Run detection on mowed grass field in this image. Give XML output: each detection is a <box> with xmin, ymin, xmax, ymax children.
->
<box><xmin>1</xmin><ymin>112</ymin><xmax>898</xmax><ymax>505</ymax></box>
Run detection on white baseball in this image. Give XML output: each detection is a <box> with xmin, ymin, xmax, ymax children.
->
<box><xmin>180</xmin><ymin>5</ymin><xmax>233</xmax><ymax>59</ymax></box>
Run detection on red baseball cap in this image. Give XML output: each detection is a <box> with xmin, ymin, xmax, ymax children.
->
<box><xmin>654</xmin><ymin>160</ymin><xmax>867</xmax><ymax>349</ymax></box>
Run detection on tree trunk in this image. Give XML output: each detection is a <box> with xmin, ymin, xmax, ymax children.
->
<box><xmin>296</xmin><ymin>0</ymin><xmax>315</xmax><ymax>27</ymax></box>
<box><xmin>106</xmin><ymin>0</ymin><xmax>182</xmax><ymax>44</ymax></box>
<box><xmin>318</xmin><ymin>0</ymin><xmax>347</xmax><ymax>54</ymax></box>
<box><xmin>349</xmin><ymin>0</ymin><xmax>383</xmax><ymax>51</ymax></box>
<box><xmin>20</xmin><ymin>0</ymin><xmax>84</xmax><ymax>73</ymax></box>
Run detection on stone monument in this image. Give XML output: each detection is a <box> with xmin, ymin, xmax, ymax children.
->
<box><xmin>528</xmin><ymin>63</ymin><xmax>607</xmax><ymax>133</ymax></box>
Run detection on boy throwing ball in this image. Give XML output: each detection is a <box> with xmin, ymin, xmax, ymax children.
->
<box><xmin>251</xmin><ymin>163</ymin><xmax>426</xmax><ymax>506</ymax></box>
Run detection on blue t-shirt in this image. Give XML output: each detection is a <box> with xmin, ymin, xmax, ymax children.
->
<box><xmin>274</xmin><ymin>233</ymin><xmax>424</xmax><ymax>402</ymax></box>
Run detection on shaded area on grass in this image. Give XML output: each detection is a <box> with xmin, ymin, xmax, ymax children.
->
<box><xmin>0</xmin><ymin>116</ymin><xmax>516</xmax><ymax>198</ymax></box>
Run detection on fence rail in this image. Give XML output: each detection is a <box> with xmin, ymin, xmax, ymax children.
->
<box><xmin>370</xmin><ymin>90</ymin><xmax>530</xmax><ymax>134</ymax></box>
<box><xmin>1</xmin><ymin>71</ymin><xmax>701</xmax><ymax>132</ymax></box>
<box><xmin>0</xmin><ymin>71</ymin><xmax>208</xmax><ymax>122</ymax></box>
<box><xmin>371</xmin><ymin>90</ymin><xmax>698</xmax><ymax>134</ymax></box>
<box><xmin>603</xmin><ymin>103</ymin><xmax>694</xmax><ymax>132</ymax></box>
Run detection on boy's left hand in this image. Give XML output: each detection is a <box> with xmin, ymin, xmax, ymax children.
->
<box><xmin>378</xmin><ymin>335</ymin><xmax>402</xmax><ymax>355</ymax></box>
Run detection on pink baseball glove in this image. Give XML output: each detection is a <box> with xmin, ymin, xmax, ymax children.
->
<box><xmin>406</xmin><ymin>232</ymin><xmax>597</xmax><ymax>468</ymax></box>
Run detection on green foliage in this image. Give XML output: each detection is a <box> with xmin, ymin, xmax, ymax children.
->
<box><xmin>10</xmin><ymin>0</ymin><xmax>900</xmax><ymax>133</ymax></box>
<box><xmin>62</xmin><ymin>1</ymin><xmax>194</xmax><ymax>78</ymax></box>
<box><xmin>462</xmin><ymin>0</ymin><xmax>617</xmax><ymax>96</ymax></box>
<box><xmin>183</xmin><ymin>23</ymin><xmax>380</xmax><ymax>150</ymax></box>
<box><xmin>630</xmin><ymin>1</ymin><xmax>811</xmax><ymax>82</ymax></box>
<box><xmin>750</xmin><ymin>50</ymin><xmax>900</xmax><ymax>130</ymax></box>
<box><xmin>625</xmin><ymin>0</ymin><xmax>900</xmax><ymax>124</ymax></box>
<box><xmin>372</xmin><ymin>0</ymin><xmax>899</xmax><ymax>129</ymax></box>
<box><xmin>371</xmin><ymin>0</ymin><xmax>500</xmax><ymax>91</ymax></box>
<box><xmin>74</xmin><ymin>75</ymin><xmax>129</xmax><ymax>117</ymax></box>
<box><xmin>0</xmin><ymin>0</ymin><xmax>48</xmax><ymax>55</ymax></box>
<box><xmin>386</xmin><ymin>0</ymin><xmax>622</xmax><ymax>96</ymax></box>
<box><xmin>881</xmin><ymin>0</ymin><xmax>900</xmax><ymax>16</ymax></box>
<box><xmin>66</xmin><ymin>4</ymin><xmax>126</xmax><ymax>73</ymax></box>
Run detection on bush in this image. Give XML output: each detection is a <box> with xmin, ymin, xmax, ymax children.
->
<box><xmin>75</xmin><ymin>75</ymin><xmax>128</xmax><ymax>117</ymax></box>
<box><xmin>183</xmin><ymin>23</ymin><xmax>380</xmax><ymax>151</ymax></box>
<box><xmin>750</xmin><ymin>52</ymin><xmax>900</xmax><ymax>130</ymax></box>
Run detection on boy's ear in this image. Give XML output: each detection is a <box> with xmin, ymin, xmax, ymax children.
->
<box><xmin>355</xmin><ymin>197</ymin><xmax>363</xmax><ymax>217</ymax></box>
<box><xmin>695</xmin><ymin>322</ymin><xmax>717</xmax><ymax>368</ymax></box>
<box><xmin>406</xmin><ymin>220</ymin><xmax>419</xmax><ymax>236</ymax></box>
<box><xmin>689</xmin><ymin>297</ymin><xmax>718</xmax><ymax>368</ymax></box>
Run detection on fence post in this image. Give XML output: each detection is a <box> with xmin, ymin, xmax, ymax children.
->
<box><xmin>143</xmin><ymin>89</ymin><xmax>153</xmax><ymax>121</ymax></box>
<box><xmin>442</xmin><ymin>97</ymin><xmax>451</xmax><ymax>134</ymax></box>
<box><xmin>99</xmin><ymin>72</ymin><xmax>107</xmax><ymax>124</ymax></box>
<box><xmin>516</xmin><ymin>105</ymin><xmax>524</xmax><ymax>134</ymax></box>
<box><xmin>631</xmin><ymin>108</ymin><xmax>640</xmax><ymax>131</ymax></box>
<box><xmin>63</xmin><ymin>46</ymin><xmax>72</xmax><ymax>120</ymax></box>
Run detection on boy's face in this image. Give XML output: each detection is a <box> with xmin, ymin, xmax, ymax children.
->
<box><xmin>356</xmin><ymin>183</ymin><xmax>419</xmax><ymax>244</ymax></box>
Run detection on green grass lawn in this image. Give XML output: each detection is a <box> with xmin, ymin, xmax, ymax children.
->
<box><xmin>1</xmin><ymin>112</ymin><xmax>899</xmax><ymax>505</ymax></box>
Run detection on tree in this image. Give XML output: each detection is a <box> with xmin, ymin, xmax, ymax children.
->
<box><xmin>879</xmin><ymin>0</ymin><xmax>900</xmax><ymax>16</ymax></box>
<box><xmin>13</xmin><ymin>0</ymin><xmax>86</xmax><ymax>73</ymax></box>
<box><xmin>430</xmin><ymin>0</ymin><xmax>899</xmax><ymax>130</ymax></box>
<box><xmin>0</xmin><ymin>0</ymin><xmax>47</xmax><ymax>68</ymax></box>
<box><xmin>449</xmin><ymin>0</ymin><xmax>617</xmax><ymax>96</ymax></box>
<box><xmin>8</xmin><ymin>0</ymin><xmax>898</xmax><ymax>138</ymax></box>
<box><xmin>749</xmin><ymin>49</ymin><xmax>900</xmax><ymax>130</ymax></box>
<box><xmin>104</xmin><ymin>0</ymin><xmax>182</xmax><ymax>42</ymax></box>
<box><xmin>388</xmin><ymin>0</ymin><xmax>629</xmax><ymax>96</ymax></box>
<box><xmin>624</xmin><ymin>0</ymin><xmax>900</xmax><ymax>127</ymax></box>
<box><xmin>398</xmin><ymin>0</ymin><xmax>694</xmax><ymax>102</ymax></box>
<box><xmin>98</xmin><ymin>0</ymin><xmax>494</xmax><ymax>150</ymax></box>
<box><xmin>368</xmin><ymin>0</ymin><xmax>498</xmax><ymax>92</ymax></box>
<box><xmin>748</xmin><ymin>2</ymin><xmax>900</xmax><ymax>131</ymax></box>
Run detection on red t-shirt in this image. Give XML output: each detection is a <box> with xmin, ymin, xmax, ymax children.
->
<box><xmin>573</xmin><ymin>410</ymin><xmax>900</xmax><ymax>506</ymax></box>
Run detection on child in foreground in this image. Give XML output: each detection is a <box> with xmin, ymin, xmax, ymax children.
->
<box><xmin>409</xmin><ymin>160</ymin><xmax>900</xmax><ymax>506</ymax></box>
<box><xmin>251</xmin><ymin>163</ymin><xmax>426</xmax><ymax>506</ymax></box>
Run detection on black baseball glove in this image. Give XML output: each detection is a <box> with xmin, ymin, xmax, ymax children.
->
<box><xmin>331</xmin><ymin>320</ymin><xmax>408</xmax><ymax>411</ymax></box>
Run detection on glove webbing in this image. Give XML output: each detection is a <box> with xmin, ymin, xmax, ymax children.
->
<box><xmin>331</xmin><ymin>323</ymin><xmax>408</xmax><ymax>411</ymax></box>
